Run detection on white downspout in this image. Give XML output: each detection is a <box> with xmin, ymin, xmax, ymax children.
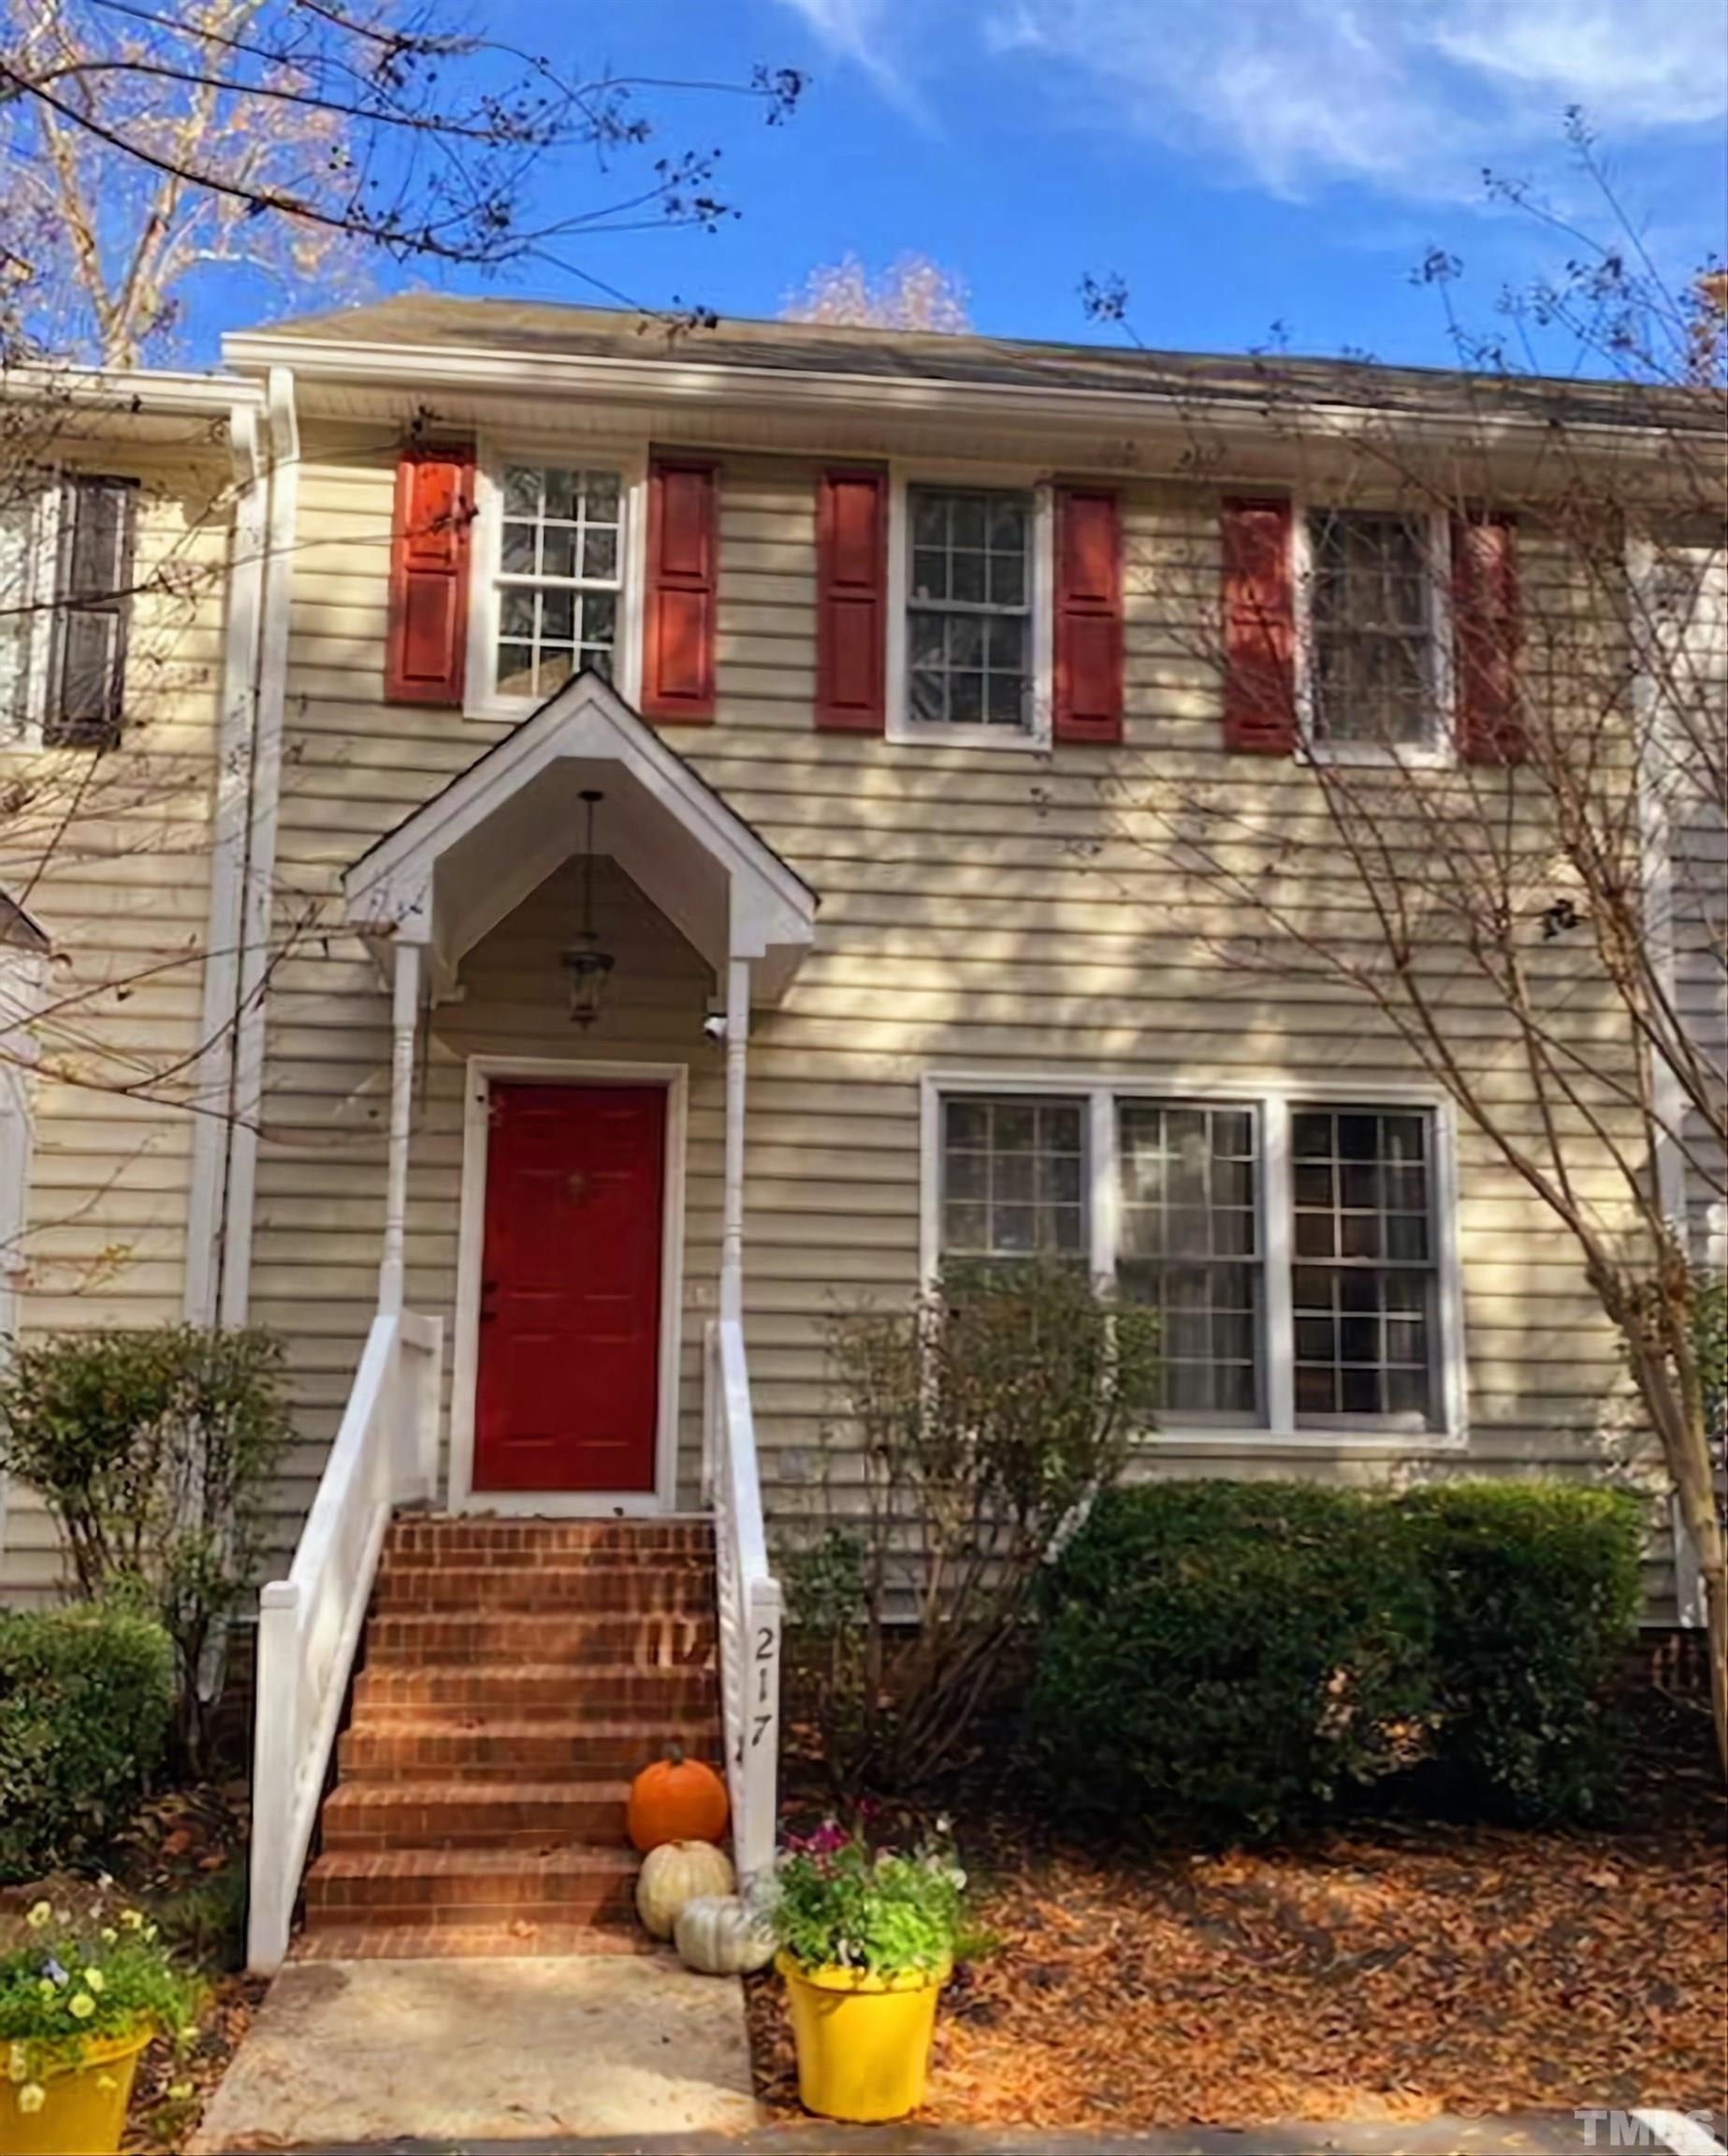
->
<box><xmin>183</xmin><ymin>400</ymin><xmax>269</xmax><ymax>1325</ymax></box>
<box><xmin>219</xmin><ymin>366</ymin><xmax>299</xmax><ymax>1328</ymax></box>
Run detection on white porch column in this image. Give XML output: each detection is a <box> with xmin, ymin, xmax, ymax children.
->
<box><xmin>377</xmin><ymin>940</ymin><xmax>420</xmax><ymax>1315</ymax></box>
<box><xmin>719</xmin><ymin>954</ymin><xmax>750</xmax><ymax>1325</ymax></box>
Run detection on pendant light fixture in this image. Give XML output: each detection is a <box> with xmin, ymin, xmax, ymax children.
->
<box><xmin>561</xmin><ymin>788</ymin><xmax>615</xmax><ymax>1027</ymax></box>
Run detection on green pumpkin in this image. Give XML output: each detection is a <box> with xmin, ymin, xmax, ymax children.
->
<box><xmin>674</xmin><ymin>1892</ymin><xmax>777</xmax><ymax>1975</ymax></box>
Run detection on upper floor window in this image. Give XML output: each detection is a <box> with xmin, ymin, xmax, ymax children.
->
<box><xmin>494</xmin><ymin>464</ymin><xmax>624</xmax><ymax>699</ymax></box>
<box><xmin>1304</xmin><ymin>509</ymin><xmax>1444</xmax><ymax>753</ymax></box>
<box><xmin>908</xmin><ymin>487</ymin><xmax>1033</xmax><ymax>733</ymax></box>
<box><xmin>0</xmin><ymin>473</ymin><xmax>138</xmax><ymax>750</ymax></box>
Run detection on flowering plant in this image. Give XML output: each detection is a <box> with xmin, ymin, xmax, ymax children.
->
<box><xmin>767</xmin><ymin>1822</ymin><xmax>971</xmax><ymax>1978</ymax></box>
<box><xmin>1</xmin><ymin>1894</ymin><xmax>198</xmax><ymax>2120</ymax></box>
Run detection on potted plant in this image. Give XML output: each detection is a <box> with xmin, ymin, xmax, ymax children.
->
<box><xmin>2</xmin><ymin>1897</ymin><xmax>198</xmax><ymax>2155</ymax></box>
<box><xmin>767</xmin><ymin>1822</ymin><xmax>970</xmax><ymax>2122</ymax></box>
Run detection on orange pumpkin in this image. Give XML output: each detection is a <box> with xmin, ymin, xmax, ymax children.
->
<box><xmin>627</xmin><ymin>1742</ymin><xmax>730</xmax><ymax>1853</ymax></box>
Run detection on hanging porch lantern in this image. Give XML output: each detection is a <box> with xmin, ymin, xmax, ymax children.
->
<box><xmin>562</xmin><ymin>788</ymin><xmax>615</xmax><ymax>1027</ymax></box>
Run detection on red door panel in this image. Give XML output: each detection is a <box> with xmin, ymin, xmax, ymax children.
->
<box><xmin>473</xmin><ymin>1083</ymin><xmax>665</xmax><ymax>1493</ymax></box>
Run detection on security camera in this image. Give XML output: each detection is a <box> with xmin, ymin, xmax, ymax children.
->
<box><xmin>702</xmin><ymin>1012</ymin><xmax>728</xmax><ymax>1044</ymax></box>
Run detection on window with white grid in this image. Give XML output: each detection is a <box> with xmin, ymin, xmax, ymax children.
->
<box><xmin>939</xmin><ymin>1095</ymin><xmax>1086</xmax><ymax>1263</ymax></box>
<box><xmin>1291</xmin><ymin>1106</ymin><xmax>1438</xmax><ymax>1425</ymax></box>
<box><xmin>1308</xmin><ymin>510</ymin><xmax>1439</xmax><ymax>749</ymax></box>
<box><xmin>1116</xmin><ymin>1101</ymin><xmax>1261</xmax><ymax>1422</ymax></box>
<box><xmin>908</xmin><ymin>487</ymin><xmax>1033</xmax><ymax>732</ymax></box>
<box><xmin>494</xmin><ymin>464</ymin><xmax>624</xmax><ymax>699</ymax></box>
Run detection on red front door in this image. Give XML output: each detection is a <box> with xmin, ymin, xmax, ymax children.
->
<box><xmin>473</xmin><ymin>1083</ymin><xmax>665</xmax><ymax>1493</ymax></box>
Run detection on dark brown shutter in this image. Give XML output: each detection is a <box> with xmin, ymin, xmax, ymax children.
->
<box><xmin>1053</xmin><ymin>487</ymin><xmax>1124</xmax><ymax>745</ymax></box>
<box><xmin>385</xmin><ymin>443</ymin><xmax>475</xmax><ymax>706</ymax></box>
<box><xmin>1452</xmin><ymin>512</ymin><xmax>1524</xmax><ymax>765</ymax></box>
<box><xmin>815</xmin><ymin>468</ymin><xmax>887</xmax><ymax>733</ymax></box>
<box><xmin>1220</xmin><ymin>496</ymin><xmax>1297</xmax><ymax>754</ymax></box>
<box><xmin>643</xmin><ymin>459</ymin><xmax>718</xmax><ymax>722</ymax></box>
<box><xmin>45</xmin><ymin>474</ymin><xmax>137</xmax><ymax>750</ymax></box>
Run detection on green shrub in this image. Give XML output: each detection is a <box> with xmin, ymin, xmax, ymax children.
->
<box><xmin>1028</xmin><ymin>1481</ymin><xmax>1436</xmax><ymax>1835</ymax></box>
<box><xmin>0</xmin><ymin>1325</ymin><xmax>290</xmax><ymax>1770</ymax></box>
<box><xmin>1401</xmin><ymin>1481</ymin><xmax>1643</xmax><ymax>1821</ymax></box>
<box><xmin>0</xmin><ymin>1608</ymin><xmax>173</xmax><ymax>1880</ymax></box>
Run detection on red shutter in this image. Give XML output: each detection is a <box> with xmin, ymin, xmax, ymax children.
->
<box><xmin>385</xmin><ymin>443</ymin><xmax>474</xmax><ymax>706</ymax></box>
<box><xmin>1452</xmin><ymin>512</ymin><xmax>1524</xmax><ymax>765</ymax></box>
<box><xmin>1053</xmin><ymin>487</ymin><xmax>1124</xmax><ymax>745</ymax></box>
<box><xmin>816</xmin><ymin>468</ymin><xmax>887</xmax><ymax>732</ymax></box>
<box><xmin>643</xmin><ymin>459</ymin><xmax>717</xmax><ymax>722</ymax></box>
<box><xmin>1220</xmin><ymin>496</ymin><xmax>1297</xmax><ymax>753</ymax></box>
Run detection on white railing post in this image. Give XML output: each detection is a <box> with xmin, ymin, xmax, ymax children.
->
<box><xmin>709</xmin><ymin>1312</ymin><xmax>779</xmax><ymax>1890</ymax></box>
<box><xmin>247</xmin><ymin>1578</ymin><xmax>302</xmax><ymax>1974</ymax></box>
<box><xmin>739</xmin><ymin>1572</ymin><xmax>782</xmax><ymax>1882</ymax></box>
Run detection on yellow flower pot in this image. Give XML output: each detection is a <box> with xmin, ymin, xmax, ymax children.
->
<box><xmin>777</xmin><ymin>1950</ymin><xmax>950</xmax><ymax>2122</ymax></box>
<box><xmin>1</xmin><ymin>2030</ymin><xmax>152</xmax><ymax>2156</ymax></box>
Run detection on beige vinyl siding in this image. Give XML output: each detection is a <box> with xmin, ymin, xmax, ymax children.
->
<box><xmin>253</xmin><ymin>436</ymin><xmax>1665</xmax><ymax>1600</ymax></box>
<box><xmin>0</xmin><ymin>447</ymin><xmax>232</xmax><ymax>1601</ymax></box>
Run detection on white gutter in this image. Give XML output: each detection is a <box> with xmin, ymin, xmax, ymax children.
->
<box><xmin>218</xmin><ymin>365</ymin><xmax>299</xmax><ymax>1327</ymax></box>
<box><xmin>0</xmin><ymin>361</ymin><xmax>261</xmax><ymax>418</ymax></box>
<box><xmin>220</xmin><ymin>331</ymin><xmax>1706</xmax><ymax>466</ymax></box>
<box><xmin>183</xmin><ymin>400</ymin><xmax>269</xmax><ymax>1324</ymax></box>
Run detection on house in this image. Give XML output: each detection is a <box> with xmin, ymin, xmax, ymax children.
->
<box><xmin>0</xmin><ymin>303</ymin><xmax>1719</xmax><ymax>1970</ymax></box>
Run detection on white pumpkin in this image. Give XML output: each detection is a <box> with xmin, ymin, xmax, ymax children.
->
<box><xmin>635</xmin><ymin>1839</ymin><xmax>735</xmax><ymax>1940</ymax></box>
<box><xmin>675</xmin><ymin>1893</ymin><xmax>777</xmax><ymax>1976</ymax></box>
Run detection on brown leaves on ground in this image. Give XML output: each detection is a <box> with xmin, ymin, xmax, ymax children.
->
<box><xmin>748</xmin><ymin>1795</ymin><xmax>1727</xmax><ymax>2128</ymax></box>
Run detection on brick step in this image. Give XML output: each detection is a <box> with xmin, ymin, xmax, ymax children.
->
<box><xmin>380</xmin><ymin>1529</ymin><xmax>715</xmax><ymax>1570</ymax></box>
<box><xmin>337</xmin><ymin>1715</ymin><xmax>722</xmax><ymax>1782</ymax></box>
<box><xmin>291</xmin><ymin>1923</ymin><xmax>660</xmax><ymax>1962</ymax></box>
<box><xmin>370</xmin><ymin>1565</ymin><xmax>715</xmax><ymax>1615</ymax></box>
<box><xmin>302</xmin><ymin>1843</ymin><xmax>638</xmax><ymax>1928</ymax></box>
<box><xmin>320</xmin><ymin>1778</ymin><xmax>633</xmax><ymax>1854</ymax></box>
<box><xmin>362</xmin><ymin>1611</ymin><xmax>717</xmax><ymax>1668</ymax></box>
<box><xmin>385</xmin><ymin>1516</ymin><xmax>713</xmax><ymax>1559</ymax></box>
<box><xmin>352</xmin><ymin>1662</ymin><xmax>716</xmax><ymax>1721</ymax></box>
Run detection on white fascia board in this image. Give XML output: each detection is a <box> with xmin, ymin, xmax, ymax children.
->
<box><xmin>218</xmin><ymin>332</ymin><xmax>1686</xmax><ymax>468</ymax></box>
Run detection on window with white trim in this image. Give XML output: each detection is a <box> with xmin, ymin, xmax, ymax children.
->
<box><xmin>0</xmin><ymin>473</ymin><xmax>138</xmax><ymax>750</ymax></box>
<box><xmin>908</xmin><ymin>487</ymin><xmax>1033</xmax><ymax>732</ymax></box>
<box><xmin>1304</xmin><ymin>509</ymin><xmax>1444</xmax><ymax>751</ymax></box>
<box><xmin>930</xmin><ymin>1082</ymin><xmax>1457</xmax><ymax>1440</ymax></box>
<box><xmin>487</xmin><ymin>461</ymin><xmax>627</xmax><ymax>701</ymax></box>
<box><xmin>1290</xmin><ymin>1106</ymin><xmax>1438</xmax><ymax>1426</ymax></box>
<box><xmin>1117</xmin><ymin>1101</ymin><xmax>1262</xmax><ymax>1423</ymax></box>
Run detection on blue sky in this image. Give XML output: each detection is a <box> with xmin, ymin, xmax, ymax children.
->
<box><xmin>278</xmin><ymin>0</ymin><xmax>1727</xmax><ymax>371</ymax></box>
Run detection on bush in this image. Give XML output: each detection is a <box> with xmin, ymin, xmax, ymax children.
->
<box><xmin>1029</xmin><ymin>1482</ymin><xmax>1436</xmax><ymax>1835</ymax></box>
<box><xmin>0</xmin><ymin>1608</ymin><xmax>174</xmax><ymax>1880</ymax></box>
<box><xmin>1402</xmin><ymin>1482</ymin><xmax>1643</xmax><ymax>1821</ymax></box>
<box><xmin>0</xmin><ymin>1325</ymin><xmax>289</xmax><ymax>1770</ymax></box>
<box><xmin>1029</xmin><ymin>1477</ymin><xmax>1647</xmax><ymax>1836</ymax></box>
<box><xmin>788</xmin><ymin>1262</ymin><xmax>1159</xmax><ymax>1790</ymax></box>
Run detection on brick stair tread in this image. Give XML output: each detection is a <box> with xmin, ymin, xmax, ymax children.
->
<box><xmin>291</xmin><ymin>1925</ymin><xmax>660</xmax><ymax>1961</ymax></box>
<box><xmin>309</xmin><ymin>1843</ymin><xmax>637</xmax><ymax>1882</ymax></box>
<box><xmin>344</xmin><ymin>1712</ymin><xmax>719</xmax><ymax>1739</ymax></box>
<box><xmin>356</xmin><ymin>1659</ymin><xmax>713</xmax><ymax>1688</ymax></box>
<box><xmin>362</xmin><ymin>1621</ymin><xmax>716</xmax><ymax>1668</ymax></box>
<box><xmin>323</xmin><ymin>1777</ymin><xmax>634</xmax><ymax>1814</ymax></box>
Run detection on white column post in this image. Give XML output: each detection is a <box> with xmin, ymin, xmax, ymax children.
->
<box><xmin>378</xmin><ymin>940</ymin><xmax>420</xmax><ymax>1316</ymax></box>
<box><xmin>719</xmin><ymin>954</ymin><xmax>750</xmax><ymax>1326</ymax></box>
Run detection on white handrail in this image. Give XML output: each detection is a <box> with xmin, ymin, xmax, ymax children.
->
<box><xmin>247</xmin><ymin>1307</ymin><xmax>442</xmax><ymax>1973</ymax></box>
<box><xmin>704</xmin><ymin>1316</ymin><xmax>781</xmax><ymax>1886</ymax></box>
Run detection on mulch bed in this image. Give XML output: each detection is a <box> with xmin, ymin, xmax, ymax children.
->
<box><xmin>748</xmin><ymin>1720</ymin><xmax>1727</xmax><ymax>2128</ymax></box>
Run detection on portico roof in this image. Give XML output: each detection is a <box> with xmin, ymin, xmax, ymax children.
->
<box><xmin>343</xmin><ymin>671</ymin><xmax>818</xmax><ymax>1000</ymax></box>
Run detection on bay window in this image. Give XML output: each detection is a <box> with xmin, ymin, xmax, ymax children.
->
<box><xmin>926</xmin><ymin>1078</ymin><xmax>1460</xmax><ymax>1442</ymax></box>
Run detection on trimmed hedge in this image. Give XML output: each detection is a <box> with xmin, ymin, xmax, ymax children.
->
<box><xmin>1403</xmin><ymin>1482</ymin><xmax>1644</xmax><ymax>1822</ymax></box>
<box><xmin>1030</xmin><ymin>1479</ymin><xmax>1644</xmax><ymax>1835</ymax></box>
<box><xmin>0</xmin><ymin>1608</ymin><xmax>174</xmax><ymax>1880</ymax></box>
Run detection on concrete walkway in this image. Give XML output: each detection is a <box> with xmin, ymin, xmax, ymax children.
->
<box><xmin>190</xmin><ymin>1953</ymin><xmax>758</xmax><ymax>2150</ymax></box>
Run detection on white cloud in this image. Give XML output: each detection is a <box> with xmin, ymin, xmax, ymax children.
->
<box><xmin>778</xmin><ymin>0</ymin><xmax>1728</xmax><ymax>199</ymax></box>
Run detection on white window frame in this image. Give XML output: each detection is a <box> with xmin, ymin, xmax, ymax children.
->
<box><xmin>1295</xmin><ymin>503</ymin><xmax>1455</xmax><ymax>769</ymax></box>
<box><xmin>887</xmin><ymin>462</ymin><xmax>1054</xmax><ymax>752</ymax></box>
<box><xmin>463</xmin><ymin>435</ymin><xmax>647</xmax><ymax>721</ymax></box>
<box><xmin>919</xmin><ymin>1070</ymin><xmax>1468</xmax><ymax>1450</ymax></box>
<box><xmin>0</xmin><ymin>479</ymin><xmax>65</xmax><ymax>750</ymax></box>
